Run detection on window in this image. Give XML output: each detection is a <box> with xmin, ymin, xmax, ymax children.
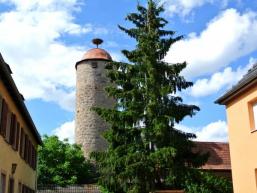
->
<box><xmin>0</xmin><ymin>96</ymin><xmax>37</xmax><ymax>169</ymax></box>
<box><xmin>249</xmin><ymin>101</ymin><xmax>257</xmax><ymax>131</ymax></box>
<box><xmin>0</xmin><ymin>173</ymin><xmax>6</xmax><ymax>193</ymax></box>
<box><xmin>253</xmin><ymin>103</ymin><xmax>257</xmax><ymax>130</ymax></box>
<box><xmin>8</xmin><ymin>178</ymin><xmax>14</xmax><ymax>193</ymax></box>
<box><xmin>91</xmin><ymin>62</ymin><xmax>98</xmax><ymax>68</ymax></box>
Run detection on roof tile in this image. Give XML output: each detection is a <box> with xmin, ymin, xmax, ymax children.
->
<box><xmin>194</xmin><ymin>142</ymin><xmax>231</xmax><ymax>170</ymax></box>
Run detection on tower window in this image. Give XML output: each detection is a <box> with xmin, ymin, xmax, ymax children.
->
<box><xmin>91</xmin><ymin>62</ymin><xmax>98</xmax><ymax>68</ymax></box>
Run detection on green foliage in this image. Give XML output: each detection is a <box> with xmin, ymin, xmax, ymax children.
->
<box><xmin>37</xmin><ymin>135</ymin><xmax>96</xmax><ymax>186</ymax></box>
<box><xmin>99</xmin><ymin>186</ymin><xmax>114</xmax><ymax>193</ymax></box>
<box><xmin>91</xmin><ymin>1</ymin><xmax>209</xmax><ymax>193</ymax></box>
<box><xmin>184</xmin><ymin>170</ymin><xmax>233</xmax><ymax>193</ymax></box>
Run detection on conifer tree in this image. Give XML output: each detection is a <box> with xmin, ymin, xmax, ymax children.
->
<box><xmin>92</xmin><ymin>1</ymin><xmax>208</xmax><ymax>193</ymax></box>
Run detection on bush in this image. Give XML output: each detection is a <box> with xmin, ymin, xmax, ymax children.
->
<box><xmin>184</xmin><ymin>170</ymin><xmax>233</xmax><ymax>193</ymax></box>
<box><xmin>37</xmin><ymin>135</ymin><xmax>96</xmax><ymax>186</ymax></box>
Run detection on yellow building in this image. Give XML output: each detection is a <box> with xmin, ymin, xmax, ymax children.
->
<box><xmin>0</xmin><ymin>54</ymin><xmax>42</xmax><ymax>193</ymax></box>
<box><xmin>216</xmin><ymin>64</ymin><xmax>257</xmax><ymax>193</ymax></box>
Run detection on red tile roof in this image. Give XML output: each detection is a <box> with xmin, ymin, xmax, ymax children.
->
<box><xmin>194</xmin><ymin>142</ymin><xmax>231</xmax><ymax>170</ymax></box>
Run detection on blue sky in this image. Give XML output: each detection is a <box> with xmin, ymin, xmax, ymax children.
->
<box><xmin>0</xmin><ymin>0</ymin><xmax>257</xmax><ymax>143</ymax></box>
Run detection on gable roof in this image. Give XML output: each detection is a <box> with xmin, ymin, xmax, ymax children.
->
<box><xmin>0</xmin><ymin>53</ymin><xmax>42</xmax><ymax>144</ymax></box>
<box><xmin>216</xmin><ymin>63</ymin><xmax>257</xmax><ymax>105</ymax></box>
<box><xmin>195</xmin><ymin>142</ymin><xmax>231</xmax><ymax>170</ymax></box>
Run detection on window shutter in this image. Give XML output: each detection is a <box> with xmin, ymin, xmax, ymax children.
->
<box><xmin>1</xmin><ymin>173</ymin><xmax>6</xmax><ymax>193</ymax></box>
<box><xmin>10</xmin><ymin>113</ymin><xmax>16</xmax><ymax>148</ymax></box>
<box><xmin>5</xmin><ymin>110</ymin><xmax>11</xmax><ymax>143</ymax></box>
<box><xmin>34</xmin><ymin>150</ymin><xmax>37</xmax><ymax>170</ymax></box>
<box><xmin>31</xmin><ymin>145</ymin><xmax>33</xmax><ymax>169</ymax></box>
<box><xmin>15</xmin><ymin>122</ymin><xmax>20</xmax><ymax>151</ymax></box>
<box><xmin>24</xmin><ymin>135</ymin><xmax>27</xmax><ymax>162</ymax></box>
<box><xmin>32</xmin><ymin>146</ymin><xmax>35</xmax><ymax>170</ymax></box>
<box><xmin>8</xmin><ymin>178</ymin><xmax>14</xmax><ymax>193</ymax></box>
<box><xmin>24</xmin><ymin>135</ymin><xmax>29</xmax><ymax>163</ymax></box>
<box><xmin>22</xmin><ymin>185</ymin><xmax>25</xmax><ymax>193</ymax></box>
<box><xmin>0</xmin><ymin>99</ymin><xmax>8</xmax><ymax>137</ymax></box>
<box><xmin>0</xmin><ymin>95</ymin><xmax>2</xmax><ymax>127</ymax></box>
<box><xmin>28</xmin><ymin>140</ymin><xmax>31</xmax><ymax>166</ymax></box>
<box><xmin>18</xmin><ymin>183</ymin><xmax>22</xmax><ymax>193</ymax></box>
<box><xmin>19</xmin><ymin>128</ymin><xmax>24</xmax><ymax>158</ymax></box>
<box><xmin>22</xmin><ymin>132</ymin><xmax>26</xmax><ymax>159</ymax></box>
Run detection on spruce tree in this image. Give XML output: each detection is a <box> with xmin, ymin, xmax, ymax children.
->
<box><xmin>91</xmin><ymin>1</ymin><xmax>208</xmax><ymax>193</ymax></box>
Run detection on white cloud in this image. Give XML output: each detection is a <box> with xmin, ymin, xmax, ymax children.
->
<box><xmin>161</xmin><ymin>0</ymin><xmax>230</xmax><ymax>17</ymax></box>
<box><xmin>0</xmin><ymin>0</ymin><xmax>79</xmax><ymax>12</ymax></box>
<box><xmin>0</xmin><ymin>0</ymin><xmax>109</xmax><ymax>112</ymax></box>
<box><xmin>52</xmin><ymin>120</ymin><xmax>75</xmax><ymax>143</ymax></box>
<box><xmin>0</xmin><ymin>0</ymin><xmax>85</xmax><ymax>111</ymax></box>
<box><xmin>190</xmin><ymin>57</ymin><xmax>257</xmax><ymax>97</ymax></box>
<box><xmin>166</xmin><ymin>9</ymin><xmax>257</xmax><ymax>78</ymax></box>
<box><xmin>177</xmin><ymin>120</ymin><xmax>228</xmax><ymax>142</ymax></box>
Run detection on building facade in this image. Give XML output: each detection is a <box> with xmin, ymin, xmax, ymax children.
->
<box><xmin>217</xmin><ymin>64</ymin><xmax>257</xmax><ymax>193</ymax></box>
<box><xmin>75</xmin><ymin>39</ymin><xmax>113</xmax><ymax>158</ymax></box>
<box><xmin>0</xmin><ymin>54</ymin><xmax>42</xmax><ymax>193</ymax></box>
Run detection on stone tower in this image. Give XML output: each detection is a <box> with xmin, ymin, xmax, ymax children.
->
<box><xmin>75</xmin><ymin>39</ymin><xmax>113</xmax><ymax>158</ymax></box>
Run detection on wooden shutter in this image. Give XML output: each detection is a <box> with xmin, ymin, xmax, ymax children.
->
<box><xmin>15</xmin><ymin>122</ymin><xmax>20</xmax><ymax>151</ymax></box>
<box><xmin>30</xmin><ymin>142</ymin><xmax>33</xmax><ymax>168</ymax></box>
<box><xmin>18</xmin><ymin>183</ymin><xmax>22</xmax><ymax>193</ymax></box>
<box><xmin>8</xmin><ymin>178</ymin><xmax>14</xmax><ymax>193</ymax></box>
<box><xmin>22</xmin><ymin>185</ymin><xmax>26</xmax><ymax>193</ymax></box>
<box><xmin>24</xmin><ymin>135</ymin><xmax>29</xmax><ymax>163</ymax></box>
<box><xmin>0</xmin><ymin>95</ymin><xmax>2</xmax><ymax>127</ymax></box>
<box><xmin>10</xmin><ymin>113</ymin><xmax>16</xmax><ymax>148</ymax></box>
<box><xmin>32</xmin><ymin>145</ymin><xmax>37</xmax><ymax>170</ymax></box>
<box><xmin>0</xmin><ymin>99</ymin><xmax>8</xmax><ymax>137</ymax></box>
<box><xmin>19</xmin><ymin>128</ymin><xmax>24</xmax><ymax>158</ymax></box>
<box><xmin>1</xmin><ymin>173</ymin><xmax>6</xmax><ymax>193</ymax></box>
<box><xmin>31</xmin><ymin>145</ymin><xmax>36</xmax><ymax>170</ymax></box>
<box><xmin>5</xmin><ymin>110</ymin><xmax>11</xmax><ymax>143</ymax></box>
<box><xmin>28</xmin><ymin>140</ymin><xmax>31</xmax><ymax>166</ymax></box>
<box><xmin>34</xmin><ymin>150</ymin><xmax>37</xmax><ymax>170</ymax></box>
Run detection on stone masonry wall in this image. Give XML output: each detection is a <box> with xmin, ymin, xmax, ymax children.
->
<box><xmin>75</xmin><ymin>60</ymin><xmax>113</xmax><ymax>158</ymax></box>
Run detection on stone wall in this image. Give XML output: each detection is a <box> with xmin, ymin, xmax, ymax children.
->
<box><xmin>75</xmin><ymin>60</ymin><xmax>113</xmax><ymax>158</ymax></box>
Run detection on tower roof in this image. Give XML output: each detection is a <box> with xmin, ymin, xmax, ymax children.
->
<box><xmin>82</xmin><ymin>48</ymin><xmax>112</xmax><ymax>61</ymax></box>
<box><xmin>75</xmin><ymin>39</ymin><xmax>112</xmax><ymax>69</ymax></box>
